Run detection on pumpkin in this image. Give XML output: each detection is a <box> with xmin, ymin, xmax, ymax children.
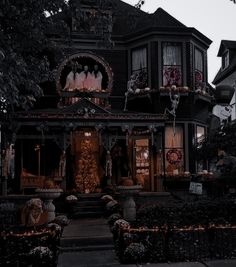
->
<box><xmin>121</xmin><ymin>179</ymin><xmax>134</xmax><ymax>186</ymax></box>
<box><xmin>43</xmin><ymin>179</ymin><xmax>56</xmax><ymax>189</ymax></box>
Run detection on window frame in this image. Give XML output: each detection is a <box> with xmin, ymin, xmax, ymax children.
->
<box><xmin>164</xmin><ymin>124</ymin><xmax>185</xmax><ymax>175</ymax></box>
<box><xmin>162</xmin><ymin>42</ymin><xmax>183</xmax><ymax>87</ymax></box>
<box><xmin>195</xmin><ymin>125</ymin><xmax>206</xmax><ymax>173</ymax></box>
<box><xmin>131</xmin><ymin>46</ymin><xmax>148</xmax><ymax>74</ymax></box>
<box><xmin>194</xmin><ymin>48</ymin><xmax>204</xmax><ymax>88</ymax></box>
<box><xmin>131</xmin><ymin>45</ymin><xmax>148</xmax><ymax>89</ymax></box>
<box><xmin>222</xmin><ymin>50</ymin><xmax>229</xmax><ymax>70</ymax></box>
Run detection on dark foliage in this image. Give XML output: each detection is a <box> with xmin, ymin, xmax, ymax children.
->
<box><xmin>137</xmin><ymin>198</ymin><xmax>236</xmax><ymax>228</ymax></box>
<box><xmin>0</xmin><ymin>0</ymin><xmax>68</xmax><ymax>113</ymax></box>
<box><xmin>195</xmin><ymin>123</ymin><xmax>236</xmax><ymax>161</ymax></box>
<box><xmin>0</xmin><ymin>224</ymin><xmax>62</xmax><ymax>266</ymax></box>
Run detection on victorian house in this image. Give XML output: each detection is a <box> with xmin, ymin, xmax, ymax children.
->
<box><xmin>3</xmin><ymin>0</ymin><xmax>214</xmax><ymax>194</ymax></box>
<box><xmin>212</xmin><ymin>40</ymin><xmax>236</xmax><ymax>122</ymax></box>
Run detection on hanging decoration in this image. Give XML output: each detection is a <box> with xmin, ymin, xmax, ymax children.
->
<box><xmin>166</xmin><ymin>149</ymin><xmax>182</xmax><ymax>165</ymax></box>
<box><xmin>95</xmin><ymin>123</ymin><xmax>104</xmax><ymax>145</ymax></box>
<box><xmin>122</xmin><ymin>124</ymin><xmax>132</xmax><ymax>146</ymax></box>
<box><xmin>105</xmin><ymin>150</ymin><xmax>112</xmax><ymax>177</ymax></box>
<box><xmin>164</xmin><ymin>87</ymin><xmax>180</xmax><ymax>136</ymax></box>
<box><xmin>124</xmin><ymin>71</ymin><xmax>150</xmax><ymax>111</ymax></box>
<box><xmin>58</xmin><ymin>150</ymin><xmax>66</xmax><ymax>178</ymax></box>
<box><xmin>148</xmin><ymin>125</ymin><xmax>156</xmax><ymax>146</ymax></box>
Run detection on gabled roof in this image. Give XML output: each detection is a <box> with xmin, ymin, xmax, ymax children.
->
<box><xmin>212</xmin><ymin>40</ymin><xmax>236</xmax><ymax>85</ymax></box>
<box><xmin>47</xmin><ymin>0</ymin><xmax>211</xmax><ymax>46</ymax></box>
<box><xmin>50</xmin><ymin>1</ymin><xmax>189</xmax><ymax>36</ymax></box>
<box><xmin>152</xmin><ymin>7</ymin><xmax>186</xmax><ymax>28</ymax></box>
<box><xmin>58</xmin><ymin>98</ymin><xmax>111</xmax><ymax>114</ymax></box>
<box><xmin>112</xmin><ymin>4</ymin><xmax>187</xmax><ymax>35</ymax></box>
<box><xmin>217</xmin><ymin>40</ymin><xmax>236</xmax><ymax>56</ymax></box>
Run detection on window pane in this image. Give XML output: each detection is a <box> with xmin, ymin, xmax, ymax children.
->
<box><xmin>163</xmin><ymin>66</ymin><xmax>182</xmax><ymax>87</ymax></box>
<box><xmin>222</xmin><ymin>51</ymin><xmax>229</xmax><ymax>69</ymax></box>
<box><xmin>132</xmin><ymin>47</ymin><xmax>147</xmax><ymax>72</ymax></box>
<box><xmin>196</xmin><ymin>126</ymin><xmax>205</xmax><ymax>144</ymax></box>
<box><xmin>165</xmin><ymin>126</ymin><xmax>183</xmax><ymax>148</ymax></box>
<box><xmin>163</xmin><ymin>44</ymin><xmax>181</xmax><ymax>65</ymax></box>
<box><xmin>195</xmin><ymin>49</ymin><xmax>203</xmax><ymax>71</ymax></box>
<box><xmin>162</xmin><ymin>43</ymin><xmax>182</xmax><ymax>87</ymax></box>
<box><xmin>195</xmin><ymin>49</ymin><xmax>203</xmax><ymax>85</ymax></box>
<box><xmin>165</xmin><ymin>125</ymin><xmax>184</xmax><ymax>175</ymax></box>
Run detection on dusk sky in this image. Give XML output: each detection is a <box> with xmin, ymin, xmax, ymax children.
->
<box><xmin>122</xmin><ymin>0</ymin><xmax>236</xmax><ymax>85</ymax></box>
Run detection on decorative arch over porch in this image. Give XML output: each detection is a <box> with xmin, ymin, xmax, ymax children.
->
<box><xmin>56</xmin><ymin>52</ymin><xmax>113</xmax><ymax>93</ymax></box>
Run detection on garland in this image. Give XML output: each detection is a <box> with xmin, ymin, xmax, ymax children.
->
<box><xmin>166</xmin><ymin>149</ymin><xmax>182</xmax><ymax>164</ymax></box>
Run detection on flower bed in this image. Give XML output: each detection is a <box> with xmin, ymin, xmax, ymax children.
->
<box><xmin>113</xmin><ymin>222</ymin><xmax>236</xmax><ymax>263</ymax></box>
<box><xmin>109</xmin><ymin>198</ymin><xmax>236</xmax><ymax>264</ymax></box>
<box><xmin>0</xmin><ymin>223</ymin><xmax>63</xmax><ymax>266</ymax></box>
<box><xmin>137</xmin><ymin>198</ymin><xmax>236</xmax><ymax>228</ymax></box>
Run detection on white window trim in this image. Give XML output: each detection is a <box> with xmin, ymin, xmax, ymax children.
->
<box><xmin>222</xmin><ymin>50</ymin><xmax>229</xmax><ymax>70</ymax></box>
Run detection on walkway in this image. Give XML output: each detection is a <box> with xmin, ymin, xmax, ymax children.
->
<box><xmin>57</xmin><ymin>218</ymin><xmax>236</xmax><ymax>267</ymax></box>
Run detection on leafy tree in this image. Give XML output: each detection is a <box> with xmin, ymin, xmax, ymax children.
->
<box><xmin>0</xmin><ymin>0</ymin><xmax>68</xmax><ymax>113</ymax></box>
<box><xmin>196</xmin><ymin>123</ymin><xmax>236</xmax><ymax>161</ymax></box>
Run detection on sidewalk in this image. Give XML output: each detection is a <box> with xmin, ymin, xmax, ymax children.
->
<box><xmin>57</xmin><ymin>218</ymin><xmax>236</xmax><ymax>267</ymax></box>
<box><xmin>58</xmin><ymin>251</ymin><xmax>236</xmax><ymax>267</ymax></box>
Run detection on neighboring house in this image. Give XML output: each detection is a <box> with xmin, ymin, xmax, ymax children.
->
<box><xmin>212</xmin><ymin>40</ymin><xmax>236</xmax><ymax>122</ymax></box>
<box><xmin>2</xmin><ymin>1</ymin><xmax>214</xmax><ymax>194</ymax></box>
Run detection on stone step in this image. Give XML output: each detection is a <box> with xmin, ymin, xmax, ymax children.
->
<box><xmin>77</xmin><ymin>193</ymin><xmax>105</xmax><ymax>200</ymax></box>
<box><xmin>73</xmin><ymin>206</ymin><xmax>104</xmax><ymax>213</ymax></box>
<box><xmin>75</xmin><ymin>200</ymin><xmax>104</xmax><ymax>207</ymax></box>
<box><xmin>60</xmin><ymin>244</ymin><xmax>114</xmax><ymax>252</ymax></box>
<box><xmin>71</xmin><ymin>211</ymin><xmax>104</xmax><ymax>219</ymax></box>
<box><xmin>61</xmin><ymin>235</ymin><xmax>113</xmax><ymax>248</ymax></box>
<box><xmin>68</xmin><ymin>194</ymin><xmax>106</xmax><ymax>218</ymax></box>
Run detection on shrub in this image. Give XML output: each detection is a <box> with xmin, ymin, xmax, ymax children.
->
<box><xmin>137</xmin><ymin>198</ymin><xmax>236</xmax><ymax>228</ymax></box>
<box><xmin>29</xmin><ymin>246</ymin><xmax>53</xmax><ymax>266</ymax></box>
<box><xmin>107</xmin><ymin>213</ymin><xmax>122</xmax><ymax>227</ymax></box>
<box><xmin>123</xmin><ymin>242</ymin><xmax>146</xmax><ymax>263</ymax></box>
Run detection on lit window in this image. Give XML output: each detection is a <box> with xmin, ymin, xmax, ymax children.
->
<box><xmin>162</xmin><ymin>43</ymin><xmax>182</xmax><ymax>87</ymax></box>
<box><xmin>164</xmin><ymin>125</ymin><xmax>184</xmax><ymax>175</ymax></box>
<box><xmin>196</xmin><ymin>126</ymin><xmax>205</xmax><ymax>144</ymax></box>
<box><xmin>84</xmin><ymin>132</ymin><xmax>92</xmax><ymax>137</ymax></box>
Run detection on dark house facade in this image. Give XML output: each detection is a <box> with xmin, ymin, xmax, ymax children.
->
<box><xmin>2</xmin><ymin>0</ymin><xmax>214</xmax><ymax>194</ymax></box>
<box><xmin>212</xmin><ymin>40</ymin><xmax>236</xmax><ymax>122</ymax></box>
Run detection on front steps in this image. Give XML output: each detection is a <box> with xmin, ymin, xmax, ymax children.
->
<box><xmin>69</xmin><ymin>193</ymin><xmax>105</xmax><ymax>219</ymax></box>
<box><xmin>60</xmin><ymin>194</ymin><xmax>114</xmax><ymax>252</ymax></box>
<box><xmin>60</xmin><ymin>218</ymin><xmax>114</xmax><ymax>252</ymax></box>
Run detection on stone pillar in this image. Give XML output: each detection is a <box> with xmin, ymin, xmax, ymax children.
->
<box><xmin>117</xmin><ymin>185</ymin><xmax>142</xmax><ymax>222</ymax></box>
<box><xmin>123</xmin><ymin>195</ymin><xmax>136</xmax><ymax>221</ymax></box>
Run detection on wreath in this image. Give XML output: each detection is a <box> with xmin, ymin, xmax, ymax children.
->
<box><xmin>166</xmin><ymin>149</ymin><xmax>182</xmax><ymax>164</ymax></box>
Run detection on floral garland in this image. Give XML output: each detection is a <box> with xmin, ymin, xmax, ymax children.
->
<box><xmin>166</xmin><ymin>149</ymin><xmax>182</xmax><ymax>164</ymax></box>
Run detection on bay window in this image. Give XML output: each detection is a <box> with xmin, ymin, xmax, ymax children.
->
<box><xmin>194</xmin><ymin>48</ymin><xmax>204</xmax><ymax>89</ymax></box>
<box><xmin>162</xmin><ymin>42</ymin><xmax>182</xmax><ymax>87</ymax></box>
<box><xmin>131</xmin><ymin>46</ymin><xmax>148</xmax><ymax>88</ymax></box>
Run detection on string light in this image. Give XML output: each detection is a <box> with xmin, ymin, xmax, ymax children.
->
<box><xmin>120</xmin><ymin>224</ymin><xmax>236</xmax><ymax>234</ymax></box>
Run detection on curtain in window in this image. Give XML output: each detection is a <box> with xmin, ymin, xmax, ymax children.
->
<box><xmin>165</xmin><ymin>126</ymin><xmax>183</xmax><ymax>148</ymax></box>
<box><xmin>164</xmin><ymin>125</ymin><xmax>184</xmax><ymax>175</ymax></box>
<box><xmin>163</xmin><ymin>44</ymin><xmax>181</xmax><ymax>65</ymax></box>
<box><xmin>163</xmin><ymin>43</ymin><xmax>182</xmax><ymax>86</ymax></box>
<box><xmin>195</xmin><ymin>49</ymin><xmax>203</xmax><ymax>71</ymax></box>
<box><xmin>132</xmin><ymin>47</ymin><xmax>147</xmax><ymax>72</ymax></box>
<box><xmin>195</xmin><ymin>49</ymin><xmax>203</xmax><ymax>84</ymax></box>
